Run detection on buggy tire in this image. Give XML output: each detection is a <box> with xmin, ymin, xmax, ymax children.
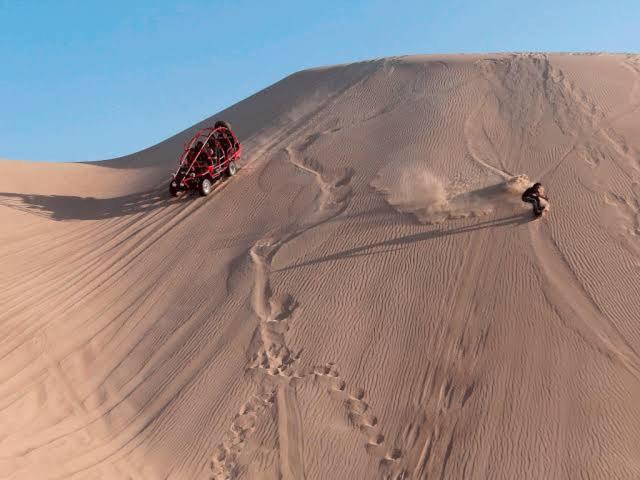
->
<box><xmin>199</xmin><ymin>178</ymin><xmax>213</xmax><ymax>196</ymax></box>
<box><xmin>169</xmin><ymin>182</ymin><xmax>179</xmax><ymax>197</ymax></box>
<box><xmin>227</xmin><ymin>160</ymin><xmax>238</xmax><ymax>177</ymax></box>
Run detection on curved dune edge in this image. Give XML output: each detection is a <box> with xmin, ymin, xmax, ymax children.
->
<box><xmin>1</xmin><ymin>53</ymin><xmax>640</xmax><ymax>479</ymax></box>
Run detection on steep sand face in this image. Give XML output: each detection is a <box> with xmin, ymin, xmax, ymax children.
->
<box><xmin>1</xmin><ymin>53</ymin><xmax>640</xmax><ymax>479</ymax></box>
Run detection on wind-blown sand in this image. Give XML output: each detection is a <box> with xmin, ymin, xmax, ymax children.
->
<box><xmin>1</xmin><ymin>53</ymin><xmax>640</xmax><ymax>480</ymax></box>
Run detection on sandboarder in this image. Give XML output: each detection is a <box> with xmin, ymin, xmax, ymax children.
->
<box><xmin>522</xmin><ymin>182</ymin><xmax>549</xmax><ymax>216</ymax></box>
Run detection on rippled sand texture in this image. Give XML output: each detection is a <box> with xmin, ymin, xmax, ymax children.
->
<box><xmin>2</xmin><ymin>53</ymin><xmax>640</xmax><ymax>479</ymax></box>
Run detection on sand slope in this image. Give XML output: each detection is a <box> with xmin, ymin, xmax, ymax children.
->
<box><xmin>1</xmin><ymin>53</ymin><xmax>640</xmax><ymax>479</ymax></box>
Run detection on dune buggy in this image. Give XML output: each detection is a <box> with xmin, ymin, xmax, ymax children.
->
<box><xmin>169</xmin><ymin>120</ymin><xmax>241</xmax><ymax>197</ymax></box>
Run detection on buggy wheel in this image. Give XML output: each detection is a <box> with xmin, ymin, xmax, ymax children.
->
<box><xmin>169</xmin><ymin>181</ymin><xmax>179</xmax><ymax>197</ymax></box>
<box><xmin>199</xmin><ymin>178</ymin><xmax>213</xmax><ymax>196</ymax></box>
<box><xmin>227</xmin><ymin>160</ymin><xmax>237</xmax><ymax>177</ymax></box>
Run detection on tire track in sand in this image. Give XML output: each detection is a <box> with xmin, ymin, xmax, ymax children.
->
<box><xmin>212</xmin><ymin>131</ymin><xmax>406</xmax><ymax>478</ymax></box>
<box><xmin>404</xmin><ymin>231</ymin><xmax>490</xmax><ymax>480</ymax></box>
<box><xmin>469</xmin><ymin>54</ymin><xmax>640</xmax><ymax>380</ymax></box>
<box><xmin>540</xmin><ymin>53</ymin><xmax>640</xmax><ymax>182</ymax></box>
<box><xmin>212</xmin><ymin>136</ymin><xmax>350</xmax><ymax>479</ymax></box>
<box><xmin>530</xmin><ymin>222</ymin><xmax>640</xmax><ymax>380</ymax></box>
<box><xmin>529</xmin><ymin>55</ymin><xmax>640</xmax><ymax>377</ymax></box>
<box><xmin>211</xmin><ymin>60</ymin><xmax>423</xmax><ymax>477</ymax></box>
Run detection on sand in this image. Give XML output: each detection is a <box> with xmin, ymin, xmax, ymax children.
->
<box><xmin>1</xmin><ymin>53</ymin><xmax>640</xmax><ymax>479</ymax></box>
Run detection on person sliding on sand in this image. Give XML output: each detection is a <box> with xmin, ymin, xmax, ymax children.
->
<box><xmin>522</xmin><ymin>182</ymin><xmax>549</xmax><ymax>216</ymax></box>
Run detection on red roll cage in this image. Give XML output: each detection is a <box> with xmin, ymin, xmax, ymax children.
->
<box><xmin>175</xmin><ymin>126</ymin><xmax>242</xmax><ymax>179</ymax></box>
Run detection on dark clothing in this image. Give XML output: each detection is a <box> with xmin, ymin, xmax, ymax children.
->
<box><xmin>522</xmin><ymin>193</ymin><xmax>542</xmax><ymax>213</ymax></box>
<box><xmin>522</xmin><ymin>184</ymin><xmax>547</xmax><ymax>215</ymax></box>
<box><xmin>522</xmin><ymin>185</ymin><xmax>543</xmax><ymax>201</ymax></box>
<box><xmin>215</xmin><ymin>129</ymin><xmax>233</xmax><ymax>155</ymax></box>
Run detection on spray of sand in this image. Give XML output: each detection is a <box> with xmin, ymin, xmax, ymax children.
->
<box><xmin>372</xmin><ymin>163</ymin><xmax>531</xmax><ymax>224</ymax></box>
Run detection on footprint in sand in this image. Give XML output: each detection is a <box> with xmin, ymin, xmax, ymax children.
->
<box><xmin>312</xmin><ymin>362</ymin><xmax>405</xmax><ymax>475</ymax></box>
<box><xmin>210</xmin><ymin>391</ymin><xmax>276</xmax><ymax>480</ymax></box>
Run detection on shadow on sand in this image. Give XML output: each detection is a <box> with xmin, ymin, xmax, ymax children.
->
<box><xmin>276</xmin><ymin>213</ymin><xmax>532</xmax><ymax>272</ymax></box>
<box><xmin>0</xmin><ymin>188</ymin><xmax>181</xmax><ymax>221</ymax></box>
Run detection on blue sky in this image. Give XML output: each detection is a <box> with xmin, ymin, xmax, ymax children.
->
<box><xmin>1</xmin><ymin>0</ymin><xmax>638</xmax><ymax>162</ymax></box>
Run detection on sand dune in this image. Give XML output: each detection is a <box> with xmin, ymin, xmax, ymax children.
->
<box><xmin>1</xmin><ymin>53</ymin><xmax>640</xmax><ymax>479</ymax></box>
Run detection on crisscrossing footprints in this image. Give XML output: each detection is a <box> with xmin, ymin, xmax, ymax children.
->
<box><xmin>246</xmin><ymin>290</ymin><xmax>306</xmax><ymax>380</ymax></box>
<box><xmin>210</xmin><ymin>389</ymin><xmax>276</xmax><ymax>480</ymax></box>
<box><xmin>313</xmin><ymin>362</ymin><xmax>407</xmax><ymax>478</ymax></box>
